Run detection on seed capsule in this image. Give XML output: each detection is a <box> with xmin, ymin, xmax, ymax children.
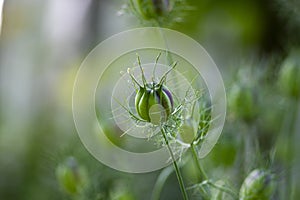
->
<box><xmin>135</xmin><ymin>83</ymin><xmax>173</xmax><ymax>124</ymax></box>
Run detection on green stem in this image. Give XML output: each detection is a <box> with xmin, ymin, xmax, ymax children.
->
<box><xmin>188</xmin><ymin>180</ymin><xmax>238</xmax><ymax>199</ymax></box>
<box><xmin>191</xmin><ymin>143</ymin><xmax>238</xmax><ymax>199</ymax></box>
<box><xmin>190</xmin><ymin>143</ymin><xmax>208</xmax><ymax>181</ymax></box>
<box><xmin>161</xmin><ymin>127</ymin><xmax>189</xmax><ymax>200</ymax></box>
<box><xmin>206</xmin><ymin>181</ymin><xmax>238</xmax><ymax>199</ymax></box>
<box><xmin>155</xmin><ymin>19</ymin><xmax>187</xmax><ymax>199</ymax></box>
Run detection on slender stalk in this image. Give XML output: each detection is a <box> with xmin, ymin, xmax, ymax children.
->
<box><xmin>155</xmin><ymin>19</ymin><xmax>187</xmax><ymax>200</ymax></box>
<box><xmin>188</xmin><ymin>180</ymin><xmax>238</xmax><ymax>199</ymax></box>
<box><xmin>190</xmin><ymin>143</ymin><xmax>208</xmax><ymax>181</ymax></box>
<box><xmin>206</xmin><ymin>181</ymin><xmax>238</xmax><ymax>199</ymax></box>
<box><xmin>190</xmin><ymin>143</ymin><xmax>239</xmax><ymax>199</ymax></box>
<box><xmin>161</xmin><ymin>127</ymin><xmax>189</xmax><ymax>200</ymax></box>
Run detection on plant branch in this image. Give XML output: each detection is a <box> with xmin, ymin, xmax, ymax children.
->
<box><xmin>161</xmin><ymin>127</ymin><xmax>189</xmax><ymax>200</ymax></box>
<box><xmin>190</xmin><ymin>143</ymin><xmax>208</xmax><ymax>181</ymax></box>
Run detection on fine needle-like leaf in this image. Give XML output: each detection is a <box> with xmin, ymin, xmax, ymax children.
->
<box><xmin>137</xmin><ymin>54</ymin><xmax>147</xmax><ymax>86</ymax></box>
<box><xmin>152</xmin><ymin>52</ymin><xmax>162</xmax><ymax>82</ymax></box>
<box><xmin>127</xmin><ymin>68</ymin><xmax>142</xmax><ymax>88</ymax></box>
<box><xmin>159</xmin><ymin>61</ymin><xmax>177</xmax><ymax>85</ymax></box>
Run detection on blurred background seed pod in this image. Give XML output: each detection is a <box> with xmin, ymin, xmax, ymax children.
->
<box><xmin>55</xmin><ymin>157</ymin><xmax>89</xmax><ymax>195</ymax></box>
<box><xmin>228</xmin><ymin>84</ymin><xmax>257</xmax><ymax>122</ymax></box>
<box><xmin>278</xmin><ymin>52</ymin><xmax>300</xmax><ymax>99</ymax></box>
<box><xmin>124</xmin><ymin>0</ymin><xmax>190</xmax><ymax>26</ymax></box>
<box><xmin>239</xmin><ymin>169</ymin><xmax>276</xmax><ymax>200</ymax></box>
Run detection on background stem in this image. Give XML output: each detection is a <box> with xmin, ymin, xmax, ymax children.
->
<box><xmin>151</xmin><ymin>166</ymin><xmax>174</xmax><ymax>200</ymax></box>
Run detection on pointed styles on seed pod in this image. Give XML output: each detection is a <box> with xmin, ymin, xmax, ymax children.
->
<box><xmin>239</xmin><ymin>169</ymin><xmax>276</xmax><ymax>200</ymax></box>
<box><xmin>159</xmin><ymin>61</ymin><xmax>177</xmax><ymax>85</ymax></box>
<box><xmin>56</xmin><ymin>157</ymin><xmax>88</xmax><ymax>195</ymax></box>
<box><xmin>152</xmin><ymin>52</ymin><xmax>161</xmax><ymax>82</ymax></box>
<box><xmin>137</xmin><ymin>54</ymin><xmax>147</xmax><ymax>87</ymax></box>
<box><xmin>128</xmin><ymin>55</ymin><xmax>175</xmax><ymax>125</ymax></box>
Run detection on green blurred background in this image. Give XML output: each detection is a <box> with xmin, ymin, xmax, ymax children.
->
<box><xmin>0</xmin><ymin>0</ymin><xmax>299</xmax><ymax>199</ymax></box>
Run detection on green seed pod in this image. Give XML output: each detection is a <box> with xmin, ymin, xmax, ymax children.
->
<box><xmin>178</xmin><ymin>117</ymin><xmax>197</xmax><ymax>144</ymax></box>
<box><xmin>135</xmin><ymin>83</ymin><xmax>173</xmax><ymax>124</ymax></box>
<box><xmin>134</xmin><ymin>87</ymin><xmax>145</xmax><ymax>118</ymax></box>
<box><xmin>278</xmin><ymin>59</ymin><xmax>300</xmax><ymax>99</ymax></box>
<box><xmin>56</xmin><ymin>157</ymin><xmax>88</xmax><ymax>195</ymax></box>
<box><xmin>239</xmin><ymin>169</ymin><xmax>276</xmax><ymax>200</ymax></box>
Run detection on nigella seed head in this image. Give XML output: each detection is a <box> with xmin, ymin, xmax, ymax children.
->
<box><xmin>128</xmin><ymin>54</ymin><xmax>176</xmax><ymax>125</ymax></box>
<box><xmin>135</xmin><ymin>82</ymin><xmax>173</xmax><ymax>124</ymax></box>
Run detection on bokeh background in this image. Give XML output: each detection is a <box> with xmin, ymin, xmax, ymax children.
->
<box><xmin>0</xmin><ymin>0</ymin><xmax>299</xmax><ymax>199</ymax></box>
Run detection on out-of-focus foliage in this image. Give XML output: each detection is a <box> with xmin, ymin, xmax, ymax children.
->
<box><xmin>56</xmin><ymin>157</ymin><xmax>89</xmax><ymax>195</ymax></box>
<box><xmin>0</xmin><ymin>0</ymin><xmax>3</xmax><ymax>34</ymax></box>
<box><xmin>0</xmin><ymin>0</ymin><xmax>299</xmax><ymax>200</ymax></box>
